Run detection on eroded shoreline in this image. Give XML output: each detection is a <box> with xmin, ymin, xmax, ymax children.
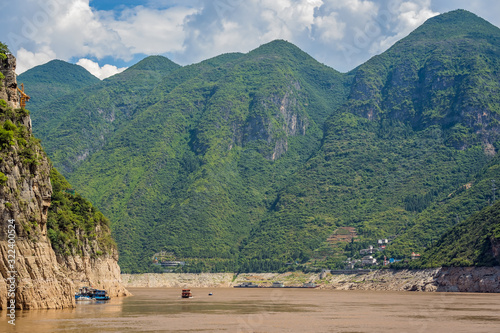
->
<box><xmin>122</xmin><ymin>266</ymin><xmax>500</xmax><ymax>292</ymax></box>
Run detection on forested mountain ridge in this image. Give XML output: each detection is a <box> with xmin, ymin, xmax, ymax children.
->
<box><xmin>17</xmin><ymin>59</ymin><xmax>100</xmax><ymax>114</ymax></box>
<box><xmin>25</xmin><ymin>55</ymin><xmax>181</xmax><ymax>173</ymax></box>
<box><xmin>416</xmin><ymin>198</ymin><xmax>500</xmax><ymax>268</ymax></box>
<box><xmin>239</xmin><ymin>9</ymin><xmax>500</xmax><ymax>264</ymax></box>
<box><xmin>23</xmin><ymin>9</ymin><xmax>500</xmax><ymax>272</ymax></box>
<box><xmin>65</xmin><ymin>40</ymin><xmax>352</xmax><ymax>272</ymax></box>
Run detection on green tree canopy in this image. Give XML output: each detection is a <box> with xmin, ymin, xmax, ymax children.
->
<box><xmin>0</xmin><ymin>42</ymin><xmax>10</xmax><ymax>60</ymax></box>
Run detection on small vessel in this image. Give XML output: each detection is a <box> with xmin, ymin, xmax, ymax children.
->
<box><xmin>302</xmin><ymin>282</ymin><xmax>318</xmax><ymax>288</ymax></box>
<box><xmin>234</xmin><ymin>282</ymin><xmax>259</xmax><ymax>288</ymax></box>
<box><xmin>75</xmin><ymin>286</ymin><xmax>110</xmax><ymax>301</ymax></box>
<box><xmin>93</xmin><ymin>289</ymin><xmax>111</xmax><ymax>300</ymax></box>
<box><xmin>75</xmin><ymin>286</ymin><xmax>94</xmax><ymax>300</ymax></box>
<box><xmin>181</xmin><ymin>289</ymin><xmax>193</xmax><ymax>298</ymax></box>
<box><xmin>208</xmin><ymin>292</ymin><xmax>213</xmax><ymax>296</ymax></box>
<box><xmin>272</xmin><ymin>281</ymin><xmax>284</xmax><ymax>288</ymax></box>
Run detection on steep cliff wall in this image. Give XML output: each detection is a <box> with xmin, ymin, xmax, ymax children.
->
<box><xmin>0</xmin><ymin>54</ymin><xmax>128</xmax><ymax>309</ymax></box>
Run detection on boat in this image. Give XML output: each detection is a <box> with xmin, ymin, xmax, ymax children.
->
<box><xmin>93</xmin><ymin>289</ymin><xmax>111</xmax><ymax>300</ymax></box>
<box><xmin>181</xmin><ymin>289</ymin><xmax>193</xmax><ymax>298</ymax></box>
<box><xmin>233</xmin><ymin>282</ymin><xmax>259</xmax><ymax>288</ymax></box>
<box><xmin>271</xmin><ymin>281</ymin><xmax>284</xmax><ymax>288</ymax></box>
<box><xmin>75</xmin><ymin>286</ymin><xmax>110</xmax><ymax>301</ymax></box>
<box><xmin>75</xmin><ymin>286</ymin><xmax>93</xmax><ymax>300</ymax></box>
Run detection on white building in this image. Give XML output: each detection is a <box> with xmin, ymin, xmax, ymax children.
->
<box><xmin>361</xmin><ymin>255</ymin><xmax>377</xmax><ymax>265</ymax></box>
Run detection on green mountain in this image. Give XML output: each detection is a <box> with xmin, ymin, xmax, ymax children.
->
<box><xmin>239</xmin><ymin>9</ymin><xmax>500</xmax><ymax>265</ymax></box>
<box><xmin>31</xmin><ymin>55</ymin><xmax>182</xmax><ymax>173</ymax></box>
<box><xmin>27</xmin><ymin>10</ymin><xmax>500</xmax><ymax>272</ymax></box>
<box><xmin>17</xmin><ymin>60</ymin><xmax>100</xmax><ymax>113</ymax></box>
<box><xmin>416</xmin><ymin>198</ymin><xmax>500</xmax><ymax>268</ymax></box>
<box><xmin>64</xmin><ymin>41</ymin><xmax>351</xmax><ymax>272</ymax></box>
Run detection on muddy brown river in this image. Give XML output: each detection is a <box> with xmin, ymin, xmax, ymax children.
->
<box><xmin>2</xmin><ymin>287</ymin><xmax>500</xmax><ymax>332</ymax></box>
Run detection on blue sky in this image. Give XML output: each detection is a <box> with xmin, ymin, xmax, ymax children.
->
<box><xmin>3</xmin><ymin>0</ymin><xmax>500</xmax><ymax>79</ymax></box>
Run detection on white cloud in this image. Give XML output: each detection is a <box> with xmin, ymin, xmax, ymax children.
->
<box><xmin>4</xmin><ymin>0</ymin><xmax>500</xmax><ymax>75</ymax></box>
<box><xmin>105</xmin><ymin>6</ymin><xmax>198</xmax><ymax>54</ymax></box>
<box><xmin>370</xmin><ymin>1</ymin><xmax>439</xmax><ymax>55</ymax></box>
<box><xmin>16</xmin><ymin>47</ymin><xmax>56</xmax><ymax>74</ymax></box>
<box><xmin>76</xmin><ymin>58</ymin><xmax>127</xmax><ymax>79</ymax></box>
<box><xmin>8</xmin><ymin>0</ymin><xmax>194</xmax><ymax>74</ymax></box>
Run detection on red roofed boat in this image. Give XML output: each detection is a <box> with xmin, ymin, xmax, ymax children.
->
<box><xmin>181</xmin><ymin>289</ymin><xmax>193</xmax><ymax>298</ymax></box>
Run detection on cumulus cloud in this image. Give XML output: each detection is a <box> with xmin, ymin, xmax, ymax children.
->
<box><xmin>15</xmin><ymin>47</ymin><xmax>56</xmax><ymax>74</ymax></box>
<box><xmin>6</xmin><ymin>0</ymin><xmax>194</xmax><ymax>74</ymax></box>
<box><xmin>369</xmin><ymin>0</ymin><xmax>439</xmax><ymax>55</ymax></box>
<box><xmin>76</xmin><ymin>58</ymin><xmax>127</xmax><ymax>79</ymax></box>
<box><xmin>174</xmin><ymin>0</ymin><xmax>439</xmax><ymax>71</ymax></box>
<box><xmin>3</xmin><ymin>0</ymin><xmax>499</xmax><ymax>75</ymax></box>
<box><xmin>105</xmin><ymin>6</ymin><xmax>198</xmax><ymax>55</ymax></box>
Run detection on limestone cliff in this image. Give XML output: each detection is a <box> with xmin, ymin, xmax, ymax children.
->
<box><xmin>0</xmin><ymin>54</ymin><xmax>128</xmax><ymax>310</ymax></box>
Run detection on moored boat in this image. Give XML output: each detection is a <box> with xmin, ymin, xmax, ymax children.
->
<box><xmin>233</xmin><ymin>282</ymin><xmax>259</xmax><ymax>288</ymax></box>
<box><xmin>75</xmin><ymin>286</ymin><xmax>111</xmax><ymax>301</ymax></box>
<box><xmin>93</xmin><ymin>289</ymin><xmax>111</xmax><ymax>300</ymax></box>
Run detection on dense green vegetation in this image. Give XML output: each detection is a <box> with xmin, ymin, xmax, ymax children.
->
<box><xmin>26</xmin><ymin>55</ymin><xmax>181</xmax><ymax>174</ymax></box>
<box><xmin>24</xmin><ymin>10</ymin><xmax>500</xmax><ymax>272</ymax></box>
<box><xmin>0</xmin><ymin>101</ymin><xmax>41</xmax><ymax>172</ymax></box>
<box><xmin>240</xmin><ymin>9</ymin><xmax>500</xmax><ymax>266</ymax></box>
<box><xmin>413</xmin><ymin>199</ymin><xmax>500</xmax><ymax>268</ymax></box>
<box><xmin>0</xmin><ymin>42</ymin><xmax>8</xmax><ymax>60</ymax></box>
<box><xmin>18</xmin><ymin>60</ymin><xmax>100</xmax><ymax>113</ymax></box>
<box><xmin>47</xmin><ymin>168</ymin><xmax>116</xmax><ymax>256</ymax></box>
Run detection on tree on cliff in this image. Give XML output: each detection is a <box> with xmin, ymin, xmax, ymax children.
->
<box><xmin>0</xmin><ymin>42</ymin><xmax>9</xmax><ymax>60</ymax></box>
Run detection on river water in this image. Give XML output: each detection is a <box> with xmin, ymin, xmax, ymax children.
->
<box><xmin>2</xmin><ymin>288</ymin><xmax>500</xmax><ymax>332</ymax></box>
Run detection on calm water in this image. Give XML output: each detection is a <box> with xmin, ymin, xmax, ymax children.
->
<box><xmin>2</xmin><ymin>288</ymin><xmax>500</xmax><ymax>332</ymax></box>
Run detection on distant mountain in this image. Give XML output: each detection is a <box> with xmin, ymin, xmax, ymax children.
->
<box><xmin>30</xmin><ymin>55</ymin><xmax>182</xmax><ymax>173</ymax></box>
<box><xmin>27</xmin><ymin>9</ymin><xmax>500</xmax><ymax>273</ymax></box>
<box><xmin>18</xmin><ymin>60</ymin><xmax>100</xmax><ymax>112</ymax></box>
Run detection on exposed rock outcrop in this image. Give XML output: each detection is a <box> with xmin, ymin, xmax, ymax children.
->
<box><xmin>436</xmin><ymin>266</ymin><xmax>500</xmax><ymax>292</ymax></box>
<box><xmin>0</xmin><ymin>54</ymin><xmax>20</xmax><ymax>109</ymax></box>
<box><xmin>0</xmin><ymin>54</ymin><xmax>128</xmax><ymax>310</ymax></box>
<box><xmin>122</xmin><ymin>273</ymin><xmax>234</xmax><ymax>288</ymax></box>
<box><xmin>243</xmin><ymin>83</ymin><xmax>308</xmax><ymax>160</ymax></box>
<box><xmin>60</xmin><ymin>253</ymin><xmax>130</xmax><ymax>298</ymax></box>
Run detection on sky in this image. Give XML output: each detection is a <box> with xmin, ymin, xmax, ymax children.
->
<box><xmin>2</xmin><ymin>0</ymin><xmax>500</xmax><ymax>79</ymax></box>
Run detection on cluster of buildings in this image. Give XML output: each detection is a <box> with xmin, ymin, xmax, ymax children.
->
<box><xmin>347</xmin><ymin>239</ymin><xmax>420</xmax><ymax>268</ymax></box>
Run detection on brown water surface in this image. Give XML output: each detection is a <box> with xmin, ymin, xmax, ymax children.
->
<box><xmin>2</xmin><ymin>288</ymin><xmax>500</xmax><ymax>332</ymax></box>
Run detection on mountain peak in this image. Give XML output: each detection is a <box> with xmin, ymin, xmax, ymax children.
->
<box><xmin>248</xmin><ymin>39</ymin><xmax>313</xmax><ymax>62</ymax></box>
<box><xmin>19</xmin><ymin>59</ymin><xmax>100</xmax><ymax>85</ymax></box>
<box><xmin>128</xmin><ymin>55</ymin><xmax>180</xmax><ymax>72</ymax></box>
<box><xmin>409</xmin><ymin>9</ymin><xmax>500</xmax><ymax>41</ymax></box>
<box><xmin>105</xmin><ymin>55</ymin><xmax>181</xmax><ymax>82</ymax></box>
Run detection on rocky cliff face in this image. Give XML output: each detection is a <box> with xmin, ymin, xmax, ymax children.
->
<box><xmin>242</xmin><ymin>83</ymin><xmax>308</xmax><ymax>160</ymax></box>
<box><xmin>0</xmin><ymin>54</ymin><xmax>128</xmax><ymax>310</ymax></box>
<box><xmin>0</xmin><ymin>55</ymin><xmax>20</xmax><ymax>109</ymax></box>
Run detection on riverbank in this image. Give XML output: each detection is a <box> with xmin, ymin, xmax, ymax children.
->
<box><xmin>122</xmin><ymin>266</ymin><xmax>500</xmax><ymax>292</ymax></box>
